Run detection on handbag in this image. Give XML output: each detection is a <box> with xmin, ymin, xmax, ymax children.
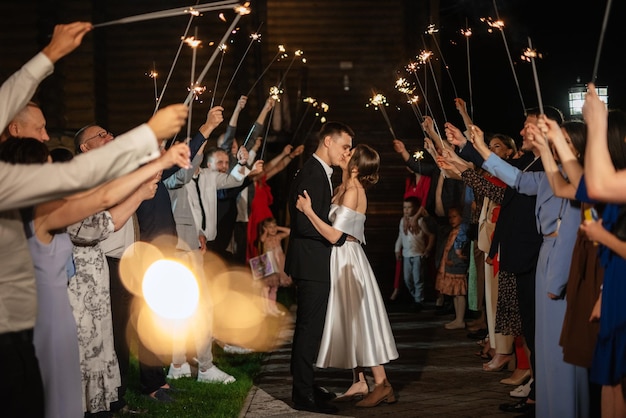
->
<box><xmin>249</xmin><ymin>250</ymin><xmax>278</xmax><ymax>280</ymax></box>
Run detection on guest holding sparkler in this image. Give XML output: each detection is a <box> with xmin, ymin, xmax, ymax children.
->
<box><xmin>393</xmin><ymin>119</ymin><xmax>464</xmax><ymax>313</ymax></box>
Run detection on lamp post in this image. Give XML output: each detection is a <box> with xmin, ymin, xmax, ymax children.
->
<box><xmin>568</xmin><ymin>77</ymin><xmax>608</xmax><ymax>117</ymax></box>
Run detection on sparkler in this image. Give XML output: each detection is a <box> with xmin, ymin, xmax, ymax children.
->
<box><xmin>413</xmin><ymin>150</ymin><xmax>424</xmax><ymax>173</ymax></box>
<box><xmin>486</xmin><ymin>0</ymin><xmax>526</xmax><ymax>114</ymax></box>
<box><xmin>246</xmin><ymin>44</ymin><xmax>287</xmax><ymax>97</ymax></box>
<box><xmin>153</xmin><ymin>13</ymin><xmax>196</xmax><ymax>114</ymax></box>
<box><xmin>524</xmin><ymin>38</ymin><xmax>543</xmax><ymax>115</ymax></box>
<box><xmin>591</xmin><ymin>0</ymin><xmax>613</xmax><ymax>83</ymax></box>
<box><xmin>462</xmin><ymin>20</ymin><xmax>474</xmax><ymax>120</ymax></box>
<box><xmin>395</xmin><ymin>77</ymin><xmax>429</xmax><ymax>138</ymax></box>
<box><xmin>219</xmin><ymin>22</ymin><xmax>264</xmax><ymax>106</ymax></box>
<box><xmin>420</xmin><ymin>44</ymin><xmax>448</xmax><ymax>122</ymax></box>
<box><xmin>367</xmin><ymin>92</ymin><xmax>397</xmax><ymax>139</ymax></box>
<box><xmin>277</xmin><ymin>49</ymin><xmax>304</xmax><ymax>89</ymax></box>
<box><xmin>183</xmin><ymin>4</ymin><xmax>249</xmax><ymax>106</ymax></box>
<box><xmin>426</xmin><ymin>24</ymin><xmax>459</xmax><ymax>98</ymax></box>
<box><xmin>210</xmin><ymin>43</ymin><xmax>228</xmax><ymax>109</ymax></box>
<box><xmin>186</xmin><ymin>27</ymin><xmax>202</xmax><ymax>140</ymax></box>
<box><xmin>302</xmin><ymin>102</ymin><xmax>329</xmax><ymax>144</ymax></box>
<box><xmin>406</xmin><ymin>60</ymin><xmax>443</xmax><ymax>143</ymax></box>
<box><xmin>93</xmin><ymin>1</ymin><xmax>239</xmax><ymax>28</ymax></box>
<box><xmin>147</xmin><ymin>63</ymin><xmax>158</xmax><ymax>103</ymax></box>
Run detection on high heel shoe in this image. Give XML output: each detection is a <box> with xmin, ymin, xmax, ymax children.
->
<box><xmin>333</xmin><ymin>381</ymin><xmax>369</xmax><ymax>402</ymax></box>
<box><xmin>355</xmin><ymin>379</ymin><xmax>396</xmax><ymax>407</ymax></box>
<box><xmin>483</xmin><ymin>354</ymin><xmax>512</xmax><ymax>372</ymax></box>
<box><xmin>500</xmin><ymin>368</ymin><xmax>531</xmax><ymax>385</ymax></box>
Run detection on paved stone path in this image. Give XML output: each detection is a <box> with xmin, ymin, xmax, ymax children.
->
<box><xmin>240</xmin><ymin>303</ymin><xmax>522</xmax><ymax>418</ymax></box>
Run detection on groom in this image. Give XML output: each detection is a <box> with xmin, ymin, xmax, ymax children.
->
<box><xmin>285</xmin><ymin>122</ymin><xmax>354</xmax><ymax>414</ymax></box>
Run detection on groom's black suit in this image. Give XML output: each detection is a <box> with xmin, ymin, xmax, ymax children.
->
<box><xmin>285</xmin><ymin>155</ymin><xmax>334</xmax><ymax>405</ymax></box>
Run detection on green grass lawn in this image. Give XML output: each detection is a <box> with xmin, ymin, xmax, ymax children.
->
<box><xmin>123</xmin><ymin>345</ymin><xmax>264</xmax><ymax>418</ymax></box>
<box><xmin>120</xmin><ymin>287</ymin><xmax>295</xmax><ymax>417</ymax></box>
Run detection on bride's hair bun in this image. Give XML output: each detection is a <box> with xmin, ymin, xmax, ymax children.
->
<box><xmin>349</xmin><ymin>144</ymin><xmax>380</xmax><ymax>188</ymax></box>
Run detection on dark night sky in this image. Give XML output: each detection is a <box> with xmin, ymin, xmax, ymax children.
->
<box><xmin>419</xmin><ymin>0</ymin><xmax>625</xmax><ymax>140</ymax></box>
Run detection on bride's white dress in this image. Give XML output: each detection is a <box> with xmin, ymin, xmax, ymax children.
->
<box><xmin>316</xmin><ymin>204</ymin><xmax>399</xmax><ymax>369</ymax></box>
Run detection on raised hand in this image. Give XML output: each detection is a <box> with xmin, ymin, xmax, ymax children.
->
<box><xmin>392</xmin><ymin>139</ymin><xmax>407</xmax><ymax>154</ymax></box>
<box><xmin>236</xmin><ymin>95</ymin><xmax>248</xmax><ymax>111</ymax></box>
<box><xmin>138</xmin><ymin>172</ymin><xmax>160</xmax><ymax>201</ymax></box>
<box><xmin>291</xmin><ymin>144</ymin><xmax>305</xmax><ymax>157</ymax></box>
<box><xmin>160</xmin><ymin>141</ymin><xmax>191</xmax><ymax>169</ymax></box>
<box><xmin>582</xmin><ymin>82</ymin><xmax>608</xmax><ymax>131</ymax></box>
<box><xmin>454</xmin><ymin>98</ymin><xmax>467</xmax><ymax>114</ymax></box>
<box><xmin>148</xmin><ymin>104</ymin><xmax>188</xmax><ymax>141</ymax></box>
<box><xmin>250</xmin><ymin>160</ymin><xmax>264</xmax><ymax>176</ymax></box>
<box><xmin>527</xmin><ymin>120</ymin><xmax>550</xmax><ymax>153</ymax></box>
<box><xmin>205</xmin><ymin>106</ymin><xmax>224</xmax><ymax>130</ymax></box>
<box><xmin>282</xmin><ymin>144</ymin><xmax>294</xmax><ymax>157</ymax></box>
<box><xmin>237</xmin><ymin>146</ymin><xmax>249</xmax><ymax>164</ymax></box>
<box><xmin>42</xmin><ymin>22</ymin><xmax>93</xmax><ymax>63</ymax></box>
<box><xmin>444</xmin><ymin>122</ymin><xmax>467</xmax><ymax>148</ymax></box>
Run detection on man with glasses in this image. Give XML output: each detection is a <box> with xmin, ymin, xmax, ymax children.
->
<box><xmin>74</xmin><ymin>125</ymin><xmax>114</xmax><ymax>151</ymax></box>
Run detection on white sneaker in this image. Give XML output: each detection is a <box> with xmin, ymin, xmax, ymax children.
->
<box><xmin>167</xmin><ymin>362</ymin><xmax>192</xmax><ymax>379</ymax></box>
<box><xmin>223</xmin><ymin>344</ymin><xmax>253</xmax><ymax>354</ymax></box>
<box><xmin>197</xmin><ymin>365</ymin><xmax>236</xmax><ymax>384</ymax></box>
<box><xmin>510</xmin><ymin>378</ymin><xmax>533</xmax><ymax>398</ymax></box>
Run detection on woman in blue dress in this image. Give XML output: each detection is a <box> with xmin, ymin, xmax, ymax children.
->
<box><xmin>577</xmin><ymin>85</ymin><xmax>626</xmax><ymax>418</ymax></box>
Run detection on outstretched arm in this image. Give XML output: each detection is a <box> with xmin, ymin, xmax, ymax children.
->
<box><xmin>36</xmin><ymin>142</ymin><xmax>189</xmax><ymax>238</ymax></box>
<box><xmin>583</xmin><ymin>83</ymin><xmax>626</xmax><ymax>202</ymax></box>
<box><xmin>532</xmin><ymin>118</ymin><xmax>578</xmax><ymax>199</ymax></box>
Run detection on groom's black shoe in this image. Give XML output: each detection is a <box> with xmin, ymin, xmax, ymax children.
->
<box><xmin>293</xmin><ymin>394</ymin><xmax>338</xmax><ymax>414</ymax></box>
<box><xmin>314</xmin><ymin>385</ymin><xmax>337</xmax><ymax>402</ymax></box>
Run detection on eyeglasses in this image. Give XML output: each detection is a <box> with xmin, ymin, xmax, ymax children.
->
<box><xmin>84</xmin><ymin>130</ymin><xmax>113</xmax><ymax>142</ymax></box>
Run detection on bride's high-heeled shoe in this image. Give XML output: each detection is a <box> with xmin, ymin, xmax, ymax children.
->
<box><xmin>333</xmin><ymin>381</ymin><xmax>369</xmax><ymax>402</ymax></box>
<box><xmin>355</xmin><ymin>379</ymin><xmax>396</xmax><ymax>407</ymax></box>
<box><xmin>483</xmin><ymin>353</ymin><xmax>513</xmax><ymax>372</ymax></box>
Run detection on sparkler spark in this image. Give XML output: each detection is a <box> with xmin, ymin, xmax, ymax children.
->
<box><xmin>235</xmin><ymin>2</ymin><xmax>251</xmax><ymax>15</ymax></box>
<box><xmin>148</xmin><ymin>70</ymin><xmax>158</xmax><ymax>79</ymax></box>
<box><xmin>521</xmin><ymin>47</ymin><xmax>542</xmax><ymax>62</ymax></box>
<box><xmin>461</xmin><ymin>27</ymin><xmax>472</xmax><ymax>37</ymax></box>
<box><xmin>425</xmin><ymin>23</ymin><xmax>439</xmax><ymax>35</ymax></box>
<box><xmin>480</xmin><ymin>16</ymin><xmax>504</xmax><ymax>32</ymax></box>
<box><xmin>319</xmin><ymin>102</ymin><xmax>329</xmax><ymax>113</ymax></box>
<box><xmin>269</xmin><ymin>85</ymin><xmax>283</xmax><ymax>101</ymax></box>
<box><xmin>185</xmin><ymin>7</ymin><xmax>200</xmax><ymax>17</ymax></box>
<box><xmin>303</xmin><ymin>97</ymin><xmax>316</xmax><ymax>104</ymax></box>
<box><xmin>218</xmin><ymin>12</ymin><xmax>226</xmax><ymax>21</ymax></box>
<box><xmin>367</xmin><ymin>92</ymin><xmax>396</xmax><ymax>139</ymax></box>
<box><xmin>250</xmin><ymin>32</ymin><xmax>261</xmax><ymax>41</ymax></box>
<box><xmin>368</xmin><ymin>93</ymin><xmax>388</xmax><ymax>108</ymax></box>
<box><xmin>395</xmin><ymin>77</ymin><xmax>415</xmax><ymax>95</ymax></box>
<box><xmin>183</xmin><ymin>36</ymin><xmax>202</xmax><ymax>48</ymax></box>
<box><xmin>188</xmin><ymin>84</ymin><xmax>206</xmax><ymax>101</ymax></box>
<box><xmin>405</xmin><ymin>61</ymin><xmax>420</xmax><ymax>74</ymax></box>
<box><xmin>418</xmin><ymin>50</ymin><xmax>433</xmax><ymax>65</ymax></box>
<box><xmin>413</xmin><ymin>150</ymin><xmax>424</xmax><ymax>160</ymax></box>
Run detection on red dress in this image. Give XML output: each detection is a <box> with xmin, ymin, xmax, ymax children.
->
<box><xmin>404</xmin><ymin>174</ymin><xmax>431</xmax><ymax>207</ymax></box>
<box><xmin>247</xmin><ymin>176</ymin><xmax>275</xmax><ymax>260</ymax></box>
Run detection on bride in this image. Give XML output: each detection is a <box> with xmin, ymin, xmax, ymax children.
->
<box><xmin>296</xmin><ymin>143</ymin><xmax>398</xmax><ymax>408</ymax></box>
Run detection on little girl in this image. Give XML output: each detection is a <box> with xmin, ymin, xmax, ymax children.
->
<box><xmin>258</xmin><ymin>217</ymin><xmax>291</xmax><ymax>316</ymax></box>
<box><xmin>435</xmin><ymin>207</ymin><xmax>470</xmax><ymax>329</ymax></box>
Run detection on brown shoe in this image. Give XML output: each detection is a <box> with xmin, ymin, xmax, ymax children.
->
<box><xmin>355</xmin><ymin>379</ymin><xmax>396</xmax><ymax>407</ymax></box>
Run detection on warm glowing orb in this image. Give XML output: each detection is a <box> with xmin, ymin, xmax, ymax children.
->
<box><xmin>143</xmin><ymin>259</ymin><xmax>199</xmax><ymax>319</ymax></box>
